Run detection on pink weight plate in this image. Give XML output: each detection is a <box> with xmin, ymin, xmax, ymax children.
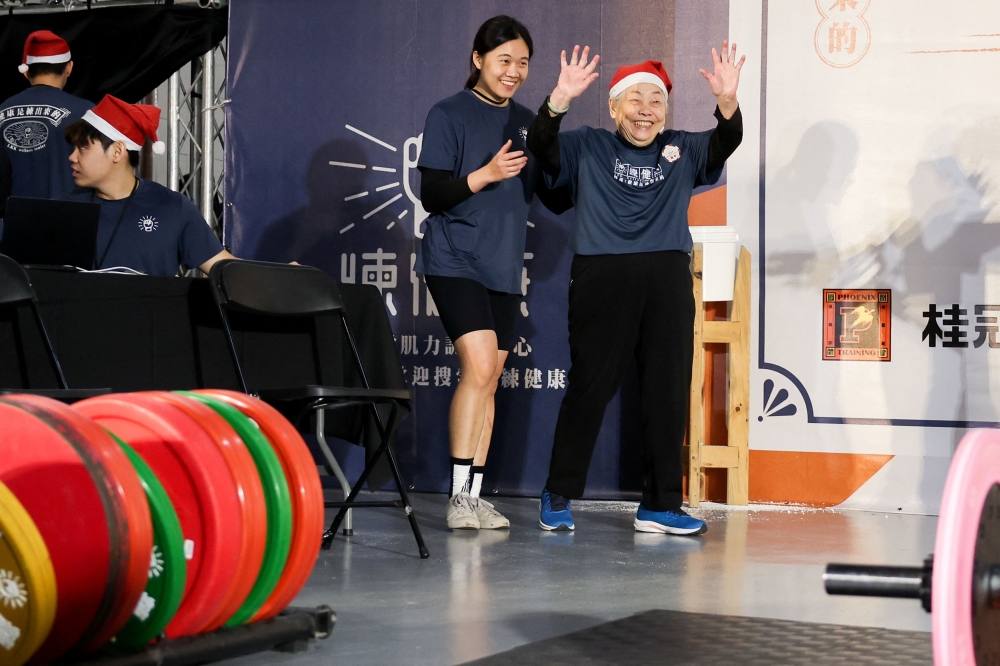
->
<box><xmin>932</xmin><ymin>428</ymin><xmax>1000</xmax><ymax>666</ymax></box>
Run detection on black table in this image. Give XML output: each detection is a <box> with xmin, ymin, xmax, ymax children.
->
<box><xmin>0</xmin><ymin>270</ymin><xmax>407</xmax><ymax>483</ymax></box>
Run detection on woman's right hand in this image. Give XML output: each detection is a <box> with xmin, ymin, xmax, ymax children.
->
<box><xmin>468</xmin><ymin>140</ymin><xmax>527</xmax><ymax>192</ymax></box>
<box><xmin>550</xmin><ymin>45</ymin><xmax>600</xmax><ymax>111</ymax></box>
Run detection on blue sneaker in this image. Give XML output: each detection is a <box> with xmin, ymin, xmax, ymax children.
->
<box><xmin>634</xmin><ymin>505</ymin><xmax>707</xmax><ymax>535</ymax></box>
<box><xmin>539</xmin><ymin>489</ymin><xmax>575</xmax><ymax>531</ymax></box>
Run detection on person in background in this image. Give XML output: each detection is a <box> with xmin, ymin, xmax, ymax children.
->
<box><xmin>0</xmin><ymin>30</ymin><xmax>93</xmax><ymax>204</ymax></box>
<box><xmin>414</xmin><ymin>15</ymin><xmax>570</xmax><ymax>531</ymax></box>
<box><xmin>63</xmin><ymin>95</ymin><xmax>234</xmax><ymax>276</ymax></box>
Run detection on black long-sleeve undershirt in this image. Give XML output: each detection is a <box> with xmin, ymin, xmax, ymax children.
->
<box><xmin>526</xmin><ymin>98</ymin><xmax>744</xmax><ymax>180</ymax></box>
<box><xmin>418</xmin><ymin>165</ymin><xmax>574</xmax><ymax>215</ymax></box>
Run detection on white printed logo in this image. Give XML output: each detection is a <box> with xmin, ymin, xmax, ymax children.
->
<box><xmin>613</xmin><ymin>159</ymin><xmax>664</xmax><ymax>188</ymax></box>
<box><xmin>183</xmin><ymin>539</ymin><xmax>194</xmax><ymax>560</ymax></box>
<box><xmin>149</xmin><ymin>545</ymin><xmax>164</xmax><ymax>579</ymax></box>
<box><xmin>133</xmin><ymin>591</ymin><xmax>156</xmax><ymax>622</ymax></box>
<box><xmin>138</xmin><ymin>216</ymin><xmax>158</xmax><ymax>233</ymax></box>
<box><xmin>0</xmin><ymin>612</ymin><xmax>19</xmax><ymax>651</ymax></box>
<box><xmin>518</xmin><ymin>126</ymin><xmax>528</xmax><ymax>142</ymax></box>
<box><xmin>0</xmin><ymin>104</ymin><xmax>71</xmax><ymax>153</ymax></box>
<box><xmin>3</xmin><ymin>121</ymin><xmax>47</xmax><ymax>152</ymax></box>
<box><xmin>0</xmin><ymin>570</ymin><xmax>27</xmax><ymax>609</ymax></box>
<box><xmin>661</xmin><ymin>145</ymin><xmax>681</xmax><ymax>163</ymax></box>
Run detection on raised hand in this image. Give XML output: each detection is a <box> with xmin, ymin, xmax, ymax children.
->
<box><xmin>699</xmin><ymin>40</ymin><xmax>744</xmax><ymax>110</ymax></box>
<box><xmin>550</xmin><ymin>45</ymin><xmax>600</xmax><ymax>110</ymax></box>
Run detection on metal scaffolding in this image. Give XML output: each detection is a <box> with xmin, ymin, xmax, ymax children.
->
<box><xmin>1</xmin><ymin>0</ymin><xmax>229</xmax><ymax>236</ymax></box>
<box><xmin>167</xmin><ymin>40</ymin><xmax>228</xmax><ymax>235</ymax></box>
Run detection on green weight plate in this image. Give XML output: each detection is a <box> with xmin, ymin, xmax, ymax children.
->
<box><xmin>176</xmin><ymin>392</ymin><xmax>292</xmax><ymax>626</ymax></box>
<box><xmin>109</xmin><ymin>435</ymin><xmax>186</xmax><ymax>647</ymax></box>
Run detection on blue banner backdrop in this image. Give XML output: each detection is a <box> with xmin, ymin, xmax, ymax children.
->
<box><xmin>225</xmin><ymin>0</ymin><xmax>729</xmax><ymax>497</ymax></box>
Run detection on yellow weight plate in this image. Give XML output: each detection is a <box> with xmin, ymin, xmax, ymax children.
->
<box><xmin>0</xmin><ymin>480</ymin><xmax>56</xmax><ymax>666</ymax></box>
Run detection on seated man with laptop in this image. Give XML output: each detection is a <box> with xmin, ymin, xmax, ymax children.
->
<box><xmin>48</xmin><ymin>94</ymin><xmax>233</xmax><ymax>276</ymax></box>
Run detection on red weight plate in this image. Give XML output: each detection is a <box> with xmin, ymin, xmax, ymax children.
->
<box><xmin>195</xmin><ymin>390</ymin><xmax>324</xmax><ymax>621</ymax></box>
<box><xmin>932</xmin><ymin>429</ymin><xmax>1000</xmax><ymax>666</ymax></box>
<box><xmin>0</xmin><ymin>399</ymin><xmax>113</xmax><ymax>663</ymax></box>
<box><xmin>144</xmin><ymin>392</ymin><xmax>267</xmax><ymax>632</ymax></box>
<box><xmin>10</xmin><ymin>395</ymin><xmax>153</xmax><ymax>654</ymax></box>
<box><xmin>73</xmin><ymin>394</ymin><xmax>243</xmax><ymax>638</ymax></box>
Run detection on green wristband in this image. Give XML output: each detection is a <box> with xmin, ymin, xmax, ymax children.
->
<box><xmin>546</xmin><ymin>97</ymin><xmax>570</xmax><ymax>115</ymax></box>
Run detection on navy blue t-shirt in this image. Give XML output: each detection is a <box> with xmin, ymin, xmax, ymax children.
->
<box><xmin>414</xmin><ymin>89</ymin><xmax>539</xmax><ymax>294</ymax></box>
<box><xmin>0</xmin><ymin>85</ymin><xmax>92</xmax><ymax>201</ymax></box>
<box><xmin>550</xmin><ymin>126</ymin><xmax>721</xmax><ymax>255</ymax></box>
<box><xmin>94</xmin><ymin>179</ymin><xmax>222</xmax><ymax>276</ymax></box>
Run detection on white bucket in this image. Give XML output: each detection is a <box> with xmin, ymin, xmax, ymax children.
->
<box><xmin>689</xmin><ymin>226</ymin><xmax>740</xmax><ymax>302</ymax></box>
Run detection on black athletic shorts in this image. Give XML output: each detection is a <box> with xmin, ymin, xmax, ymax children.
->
<box><xmin>423</xmin><ymin>274</ymin><xmax>521</xmax><ymax>350</ymax></box>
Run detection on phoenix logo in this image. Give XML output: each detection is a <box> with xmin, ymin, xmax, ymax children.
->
<box><xmin>758</xmin><ymin>379</ymin><xmax>797</xmax><ymax>422</ymax></box>
<box><xmin>839</xmin><ymin>304</ymin><xmax>874</xmax><ymax>344</ymax></box>
<box><xmin>329</xmin><ymin>124</ymin><xmax>426</xmax><ymax>237</ymax></box>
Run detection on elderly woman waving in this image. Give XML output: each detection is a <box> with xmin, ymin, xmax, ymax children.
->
<box><xmin>528</xmin><ymin>42</ymin><xmax>745</xmax><ymax>535</ymax></box>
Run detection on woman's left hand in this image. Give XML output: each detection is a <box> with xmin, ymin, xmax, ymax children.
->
<box><xmin>699</xmin><ymin>40</ymin><xmax>744</xmax><ymax>118</ymax></box>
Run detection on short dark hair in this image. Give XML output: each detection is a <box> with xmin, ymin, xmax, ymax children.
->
<box><xmin>64</xmin><ymin>119</ymin><xmax>140</xmax><ymax>168</ymax></box>
<box><xmin>465</xmin><ymin>15</ymin><xmax>533</xmax><ymax>89</ymax></box>
<box><xmin>27</xmin><ymin>62</ymin><xmax>68</xmax><ymax>78</ymax></box>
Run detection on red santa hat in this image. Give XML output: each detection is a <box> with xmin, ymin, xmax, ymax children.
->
<box><xmin>608</xmin><ymin>60</ymin><xmax>672</xmax><ymax>100</ymax></box>
<box><xmin>18</xmin><ymin>30</ymin><xmax>71</xmax><ymax>74</ymax></box>
<box><xmin>82</xmin><ymin>95</ymin><xmax>166</xmax><ymax>155</ymax></box>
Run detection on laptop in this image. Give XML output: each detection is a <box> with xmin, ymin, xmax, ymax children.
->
<box><xmin>0</xmin><ymin>196</ymin><xmax>101</xmax><ymax>270</ymax></box>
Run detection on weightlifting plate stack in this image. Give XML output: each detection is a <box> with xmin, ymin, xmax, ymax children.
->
<box><xmin>0</xmin><ymin>391</ymin><xmax>324</xmax><ymax>665</ymax></box>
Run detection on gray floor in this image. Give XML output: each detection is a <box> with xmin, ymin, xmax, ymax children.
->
<box><xmin>227</xmin><ymin>493</ymin><xmax>936</xmax><ymax>666</ymax></box>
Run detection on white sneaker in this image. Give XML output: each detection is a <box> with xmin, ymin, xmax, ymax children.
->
<box><xmin>447</xmin><ymin>492</ymin><xmax>480</xmax><ymax>529</ymax></box>
<box><xmin>474</xmin><ymin>497</ymin><xmax>510</xmax><ymax>529</ymax></box>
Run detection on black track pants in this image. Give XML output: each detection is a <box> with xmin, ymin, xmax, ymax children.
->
<box><xmin>545</xmin><ymin>250</ymin><xmax>694</xmax><ymax>511</ymax></box>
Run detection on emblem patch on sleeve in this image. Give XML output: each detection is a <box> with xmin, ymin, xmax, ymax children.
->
<box><xmin>661</xmin><ymin>145</ymin><xmax>681</xmax><ymax>162</ymax></box>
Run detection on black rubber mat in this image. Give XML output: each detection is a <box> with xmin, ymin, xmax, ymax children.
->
<box><xmin>461</xmin><ymin>610</ymin><xmax>932</xmax><ymax>666</ymax></box>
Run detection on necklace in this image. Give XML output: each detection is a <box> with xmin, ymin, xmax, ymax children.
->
<box><xmin>471</xmin><ymin>86</ymin><xmax>507</xmax><ymax>107</ymax></box>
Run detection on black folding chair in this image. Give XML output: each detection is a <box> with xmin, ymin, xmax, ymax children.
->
<box><xmin>207</xmin><ymin>259</ymin><xmax>429</xmax><ymax>559</ymax></box>
<box><xmin>0</xmin><ymin>253</ymin><xmax>108</xmax><ymax>402</ymax></box>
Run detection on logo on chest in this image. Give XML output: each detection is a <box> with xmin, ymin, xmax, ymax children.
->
<box><xmin>661</xmin><ymin>144</ymin><xmax>681</xmax><ymax>162</ymax></box>
<box><xmin>138</xmin><ymin>215</ymin><xmax>158</xmax><ymax>233</ymax></box>
<box><xmin>613</xmin><ymin>158</ymin><xmax>664</xmax><ymax>188</ymax></box>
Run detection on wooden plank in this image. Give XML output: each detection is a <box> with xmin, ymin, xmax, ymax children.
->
<box><xmin>700</xmin><ymin>445</ymin><xmax>739</xmax><ymax>468</ymax></box>
<box><xmin>703</xmin><ymin>320</ymin><xmax>741</xmax><ymax>344</ymax></box>
<box><xmin>688</xmin><ymin>246</ymin><xmax>705</xmax><ymax>507</ymax></box>
<box><xmin>726</xmin><ymin>246</ymin><xmax>751</xmax><ymax>505</ymax></box>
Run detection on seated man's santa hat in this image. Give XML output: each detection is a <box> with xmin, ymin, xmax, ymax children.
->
<box><xmin>19</xmin><ymin>30</ymin><xmax>71</xmax><ymax>74</ymax></box>
<box><xmin>608</xmin><ymin>60</ymin><xmax>673</xmax><ymax>100</ymax></box>
<box><xmin>82</xmin><ymin>95</ymin><xmax>166</xmax><ymax>155</ymax></box>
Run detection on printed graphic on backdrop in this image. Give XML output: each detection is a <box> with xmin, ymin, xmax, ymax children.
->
<box><xmin>758</xmin><ymin>379</ymin><xmax>797</xmax><ymax>422</ymax></box>
<box><xmin>814</xmin><ymin>0</ymin><xmax>871</xmax><ymax>68</ymax></box>
<box><xmin>756</xmin><ymin>1</ymin><xmax>1000</xmax><ymax>437</ymax></box>
<box><xmin>226</xmin><ymin>0</ymin><xmax>730</xmax><ymax>495</ymax></box>
<box><xmin>822</xmin><ymin>289</ymin><xmax>890</xmax><ymax>361</ymax></box>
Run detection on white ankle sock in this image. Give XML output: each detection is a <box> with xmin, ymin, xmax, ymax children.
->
<box><xmin>450</xmin><ymin>458</ymin><xmax>473</xmax><ymax>496</ymax></box>
<box><xmin>470</xmin><ymin>466</ymin><xmax>484</xmax><ymax>498</ymax></box>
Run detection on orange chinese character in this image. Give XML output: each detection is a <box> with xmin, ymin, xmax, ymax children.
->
<box><xmin>829</xmin><ymin>0</ymin><xmax>858</xmax><ymax>10</ymax></box>
<box><xmin>829</xmin><ymin>22</ymin><xmax>857</xmax><ymax>54</ymax></box>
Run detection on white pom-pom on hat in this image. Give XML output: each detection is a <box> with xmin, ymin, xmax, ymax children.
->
<box><xmin>18</xmin><ymin>64</ymin><xmax>28</xmax><ymax>73</ymax></box>
<box><xmin>152</xmin><ymin>140</ymin><xmax>165</xmax><ymax>155</ymax></box>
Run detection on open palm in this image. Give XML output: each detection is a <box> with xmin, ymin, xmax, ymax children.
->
<box><xmin>699</xmin><ymin>40</ymin><xmax>744</xmax><ymax>99</ymax></box>
<box><xmin>555</xmin><ymin>45</ymin><xmax>600</xmax><ymax>102</ymax></box>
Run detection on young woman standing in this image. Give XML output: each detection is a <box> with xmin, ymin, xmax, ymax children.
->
<box><xmin>415</xmin><ymin>15</ymin><xmax>565</xmax><ymax>530</ymax></box>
